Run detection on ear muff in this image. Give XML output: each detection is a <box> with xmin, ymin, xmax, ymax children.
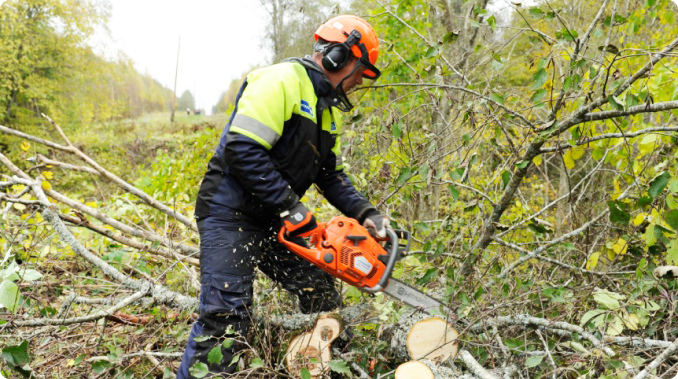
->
<box><xmin>321</xmin><ymin>44</ymin><xmax>350</xmax><ymax>71</ymax></box>
<box><xmin>320</xmin><ymin>29</ymin><xmax>363</xmax><ymax>72</ymax></box>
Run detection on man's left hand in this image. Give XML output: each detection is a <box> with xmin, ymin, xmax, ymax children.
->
<box><xmin>362</xmin><ymin>210</ymin><xmax>391</xmax><ymax>239</ymax></box>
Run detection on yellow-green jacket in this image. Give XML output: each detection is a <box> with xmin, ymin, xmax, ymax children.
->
<box><xmin>195</xmin><ymin>57</ymin><xmax>375</xmax><ymax>226</ymax></box>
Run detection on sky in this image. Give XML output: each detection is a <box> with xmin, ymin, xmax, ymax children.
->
<box><xmin>100</xmin><ymin>0</ymin><xmax>270</xmax><ymax>114</ymax></box>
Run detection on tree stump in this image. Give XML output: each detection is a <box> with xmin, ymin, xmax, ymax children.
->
<box><xmin>285</xmin><ymin>314</ymin><xmax>342</xmax><ymax>377</ymax></box>
<box><xmin>407</xmin><ymin>317</ymin><xmax>459</xmax><ymax>362</ymax></box>
<box><xmin>395</xmin><ymin>361</ymin><xmax>435</xmax><ymax>379</ymax></box>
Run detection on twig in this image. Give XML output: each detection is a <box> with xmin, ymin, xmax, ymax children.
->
<box><xmin>631</xmin><ymin>337</ymin><xmax>678</xmax><ymax>379</ymax></box>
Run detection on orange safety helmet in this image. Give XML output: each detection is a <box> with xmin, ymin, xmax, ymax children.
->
<box><xmin>314</xmin><ymin>15</ymin><xmax>380</xmax><ymax>79</ymax></box>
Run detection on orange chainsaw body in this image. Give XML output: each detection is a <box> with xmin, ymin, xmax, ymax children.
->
<box><xmin>278</xmin><ymin>216</ymin><xmax>390</xmax><ymax>290</ymax></box>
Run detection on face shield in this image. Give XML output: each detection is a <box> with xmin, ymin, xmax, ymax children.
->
<box><xmin>334</xmin><ymin>52</ymin><xmax>381</xmax><ymax>112</ymax></box>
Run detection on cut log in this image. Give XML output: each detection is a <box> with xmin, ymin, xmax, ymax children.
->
<box><xmin>395</xmin><ymin>361</ymin><xmax>435</xmax><ymax>379</ymax></box>
<box><xmin>407</xmin><ymin>317</ymin><xmax>459</xmax><ymax>362</ymax></box>
<box><xmin>285</xmin><ymin>314</ymin><xmax>342</xmax><ymax>377</ymax></box>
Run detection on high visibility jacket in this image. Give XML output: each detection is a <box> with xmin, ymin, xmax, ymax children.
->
<box><xmin>195</xmin><ymin>57</ymin><xmax>375</xmax><ymax>226</ymax></box>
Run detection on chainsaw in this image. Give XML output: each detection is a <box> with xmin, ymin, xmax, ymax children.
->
<box><xmin>278</xmin><ymin>216</ymin><xmax>455</xmax><ymax>319</ymax></box>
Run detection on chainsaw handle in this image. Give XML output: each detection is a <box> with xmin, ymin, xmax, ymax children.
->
<box><xmin>365</xmin><ymin>228</ymin><xmax>400</xmax><ymax>293</ymax></box>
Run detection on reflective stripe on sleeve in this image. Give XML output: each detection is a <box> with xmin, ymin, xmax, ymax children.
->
<box><xmin>230</xmin><ymin>114</ymin><xmax>281</xmax><ymax>150</ymax></box>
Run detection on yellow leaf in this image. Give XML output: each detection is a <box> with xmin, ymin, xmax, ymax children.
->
<box><xmin>563</xmin><ymin>150</ymin><xmax>575</xmax><ymax>169</ymax></box>
<box><xmin>612</xmin><ymin>238</ymin><xmax>628</xmax><ymax>255</ymax></box>
<box><xmin>13</xmin><ymin>203</ymin><xmax>27</xmax><ymax>211</ymax></box>
<box><xmin>608</xmin><ymin>249</ymin><xmax>616</xmax><ymax>261</ymax></box>
<box><xmin>67</xmin><ymin>359</ymin><xmax>75</xmax><ymax>366</ymax></box>
<box><xmin>20</xmin><ymin>141</ymin><xmax>30</xmax><ymax>151</ymax></box>
<box><xmin>639</xmin><ymin>134</ymin><xmax>659</xmax><ymax>155</ymax></box>
<box><xmin>633</xmin><ymin>213</ymin><xmax>646</xmax><ymax>226</ymax></box>
<box><xmin>622</xmin><ymin>312</ymin><xmax>640</xmax><ymax>331</ymax></box>
<box><xmin>532</xmin><ymin>155</ymin><xmax>542</xmax><ymax>166</ymax></box>
<box><xmin>43</xmin><ymin>171</ymin><xmax>53</xmax><ymax>180</ymax></box>
<box><xmin>571</xmin><ymin>146</ymin><xmax>585</xmax><ymax>160</ymax></box>
<box><xmin>85</xmin><ymin>202</ymin><xmax>97</xmax><ymax>208</ymax></box>
<box><xmin>41</xmin><ymin>181</ymin><xmax>52</xmax><ymax>191</ymax></box>
<box><xmin>587</xmin><ymin>252</ymin><xmax>600</xmax><ymax>270</ymax></box>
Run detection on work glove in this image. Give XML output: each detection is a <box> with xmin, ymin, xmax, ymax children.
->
<box><xmin>362</xmin><ymin>209</ymin><xmax>391</xmax><ymax>239</ymax></box>
<box><xmin>281</xmin><ymin>202</ymin><xmax>318</xmax><ymax>237</ymax></box>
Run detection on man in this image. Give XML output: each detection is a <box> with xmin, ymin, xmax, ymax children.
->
<box><xmin>177</xmin><ymin>15</ymin><xmax>391</xmax><ymax>378</ymax></box>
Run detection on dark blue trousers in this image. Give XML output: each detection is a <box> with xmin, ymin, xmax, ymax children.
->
<box><xmin>177</xmin><ymin>216</ymin><xmax>341</xmax><ymax>378</ymax></box>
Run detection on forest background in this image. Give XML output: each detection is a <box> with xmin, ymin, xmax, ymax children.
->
<box><xmin>1</xmin><ymin>0</ymin><xmax>678</xmax><ymax>378</ymax></box>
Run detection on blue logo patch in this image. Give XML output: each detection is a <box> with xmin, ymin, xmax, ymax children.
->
<box><xmin>300</xmin><ymin>100</ymin><xmax>313</xmax><ymax>117</ymax></box>
<box><xmin>330</xmin><ymin>121</ymin><xmax>337</xmax><ymax>131</ymax></box>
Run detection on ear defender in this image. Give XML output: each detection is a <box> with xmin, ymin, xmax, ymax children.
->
<box><xmin>320</xmin><ymin>30</ymin><xmax>363</xmax><ymax>72</ymax></box>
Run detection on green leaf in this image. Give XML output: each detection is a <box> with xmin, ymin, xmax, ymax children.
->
<box><xmin>590</xmin><ymin>65</ymin><xmax>598</xmax><ymax>78</ymax></box>
<box><xmin>207</xmin><ymin>346</ymin><xmax>223</xmax><ymax>365</ymax></box>
<box><xmin>526</xmin><ymin>355</ymin><xmax>544</xmax><ymax>367</ymax></box>
<box><xmin>487</xmin><ymin>15</ymin><xmax>497</xmax><ymax>31</ymax></box>
<box><xmin>532</xmin><ymin>68</ymin><xmax>547</xmax><ymax>89</ymax></box>
<box><xmin>230</xmin><ymin>352</ymin><xmax>241</xmax><ymax>366</ymax></box>
<box><xmin>501</xmin><ymin>171</ymin><xmax>511</xmax><ymax>189</ymax></box>
<box><xmin>193</xmin><ymin>335</ymin><xmax>211</xmax><ymax>342</ymax></box>
<box><xmin>608</xmin><ymin>95</ymin><xmax>625</xmax><ymax>110</ymax></box>
<box><xmin>528</xmin><ymin>7</ymin><xmax>544</xmax><ymax>18</ymax></box>
<box><xmin>468</xmin><ymin>19</ymin><xmax>481</xmax><ymax>28</ymax></box>
<box><xmin>18</xmin><ymin>269</ymin><xmax>43</xmax><ymax>282</ymax></box>
<box><xmin>663</xmin><ymin>210</ymin><xmax>678</xmax><ymax>230</ymax></box>
<box><xmin>669</xmin><ymin>178</ymin><xmax>678</xmax><ymax>193</ymax></box>
<box><xmin>667</xmin><ymin>240</ymin><xmax>678</xmax><ymax>265</ymax></box>
<box><xmin>392</xmin><ymin>122</ymin><xmax>403</xmax><ymax>139</ymax></box>
<box><xmin>2</xmin><ymin>340</ymin><xmax>30</xmax><ymax>368</ymax></box>
<box><xmin>300</xmin><ymin>368</ymin><xmax>312</xmax><ymax>379</ymax></box>
<box><xmin>490</xmin><ymin>93</ymin><xmax>504</xmax><ymax>104</ymax></box>
<box><xmin>417</xmin><ymin>268</ymin><xmax>439</xmax><ymax>286</ymax></box>
<box><xmin>425</xmin><ymin>46</ymin><xmax>439</xmax><ymax>58</ymax></box>
<box><xmin>603</xmin><ymin>14</ymin><xmax>629</xmax><ymax>26</ymax></box>
<box><xmin>515</xmin><ymin>161</ymin><xmax>530</xmax><ymax>169</ymax></box>
<box><xmin>580</xmin><ymin>310</ymin><xmax>606</xmax><ymax>327</ymax></box>
<box><xmin>222</xmin><ymin>338</ymin><xmax>234</xmax><ymax>349</ymax></box>
<box><xmin>556</xmin><ymin>28</ymin><xmax>578</xmax><ymax>41</ymax></box>
<box><xmin>0</xmin><ymin>280</ymin><xmax>20</xmax><ymax>312</ymax></box>
<box><xmin>645</xmin><ymin>224</ymin><xmax>658</xmax><ymax>247</ymax></box>
<box><xmin>626</xmin><ymin>93</ymin><xmax>640</xmax><ymax>108</ymax></box>
<box><xmin>350</xmin><ymin>114</ymin><xmax>363</xmax><ymax>123</ymax></box>
<box><xmin>649</xmin><ymin>172</ymin><xmax>671</xmax><ymax>198</ymax></box>
<box><xmin>189</xmin><ymin>362</ymin><xmax>209</xmax><ymax>378</ymax></box>
<box><xmin>530</xmin><ymin>89</ymin><xmax>547</xmax><ymax>103</ymax></box>
<box><xmin>396</xmin><ymin>168</ymin><xmax>414</xmax><ymax>186</ymax></box>
<box><xmin>1</xmin><ymin>261</ymin><xmax>20</xmax><ymax>282</ymax></box>
<box><xmin>329</xmin><ymin>360</ymin><xmax>351</xmax><ymax>374</ymax></box>
<box><xmin>92</xmin><ymin>360</ymin><xmax>111</xmax><ymax>373</ymax></box>
<box><xmin>593</xmin><ymin>289</ymin><xmax>624</xmax><ymax>309</ymax></box>
<box><xmin>608</xmin><ymin>201</ymin><xmax>630</xmax><ymax>224</ymax></box>
<box><xmin>249</xmin><ymin>358</ymin><xmax>264</xmax><ymax>369</ymax></box>
<box><xmin>442</xmin><ymin>31</ymin><xmax>460</xmax><ymax>44</ymax></box>
<box><xmin>448</xmin><ymin>185</ymin><xmax>459</xmax><ymax>201</ymax></box>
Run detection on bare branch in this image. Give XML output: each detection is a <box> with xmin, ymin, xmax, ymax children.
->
<box><xmin>540</xmin><ymin>126</ymin><xmax>678</xmax><ymax>153</ymax></box>
<box><xmin>582</xmin><ymin>100</ymin><xmax>678</xmax><ymax>122</ymax></box>
<box><xmin>632</xmin><ymin>337</ymin><xmax>678</xmax><ymax>379</ymax></box>
<box><xmin>4</xmin><ymin>288</ymin><xmax>149</xmax><ymax>327</ymax></box>
<box><xmin>33</xmin><ymin>154</ymin><xmax>100</xmax><ymax>175</ymax></box>
<box><xmin>367</xmin><ymin>83</ymin><xmax>535</xmax><ymax>129</ymax></box>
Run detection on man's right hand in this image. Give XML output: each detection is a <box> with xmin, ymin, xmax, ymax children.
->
<box><xmin>281</xmin><ymin>202</ymin><xmax>317</xmax><ymax>237</ymax></box>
